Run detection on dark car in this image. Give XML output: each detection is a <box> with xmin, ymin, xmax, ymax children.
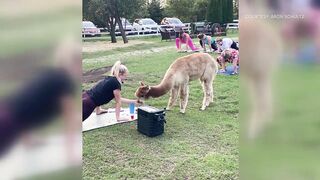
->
<box><xmin>160</xmin><ymin>17</ymin><xmax>188</xmax><ymax>32</ymax></box>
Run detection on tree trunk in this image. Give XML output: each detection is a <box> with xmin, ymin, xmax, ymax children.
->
<box><xmin>116</xmin><ymin>17</ymin><xmax>128</xmax><ymax>43</ymax></box>
<box><xmin>113</xmin><ymin>0</ymin><xmax>128</xmax><ymax>44</ymax></box>
<box><xmin>115</xmin><ymin>17</ymin><xmax>128</xmax><ymax>44</ymax></box>
<box><xmin>110</xmin><ymin>26</ymin><xmax>117</xmax><ymax>43</ymax></box>
<box><xmin>106</xmin><ymin>18</ymin><xmax>117</xmax><ymax>43</ymax></box>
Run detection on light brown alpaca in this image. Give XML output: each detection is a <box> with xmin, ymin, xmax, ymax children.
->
<box><xmin>135</xmin><ymin>53</ymin><xmax>219</xmax><ymax>113</ymax></box>
<box><xmin>241</xmin><ymin>0</ymin><xmax>283</xmax><ymax>139</ymax></box>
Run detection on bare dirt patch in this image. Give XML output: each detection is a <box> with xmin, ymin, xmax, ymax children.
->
<box><xmin>82</xmin><ymin>40</ymin><xmax>153</xmax><ymax>53</ymax></box>
<box><xmin>82</xmin><ymin>66</ymin><xmax>112</xmax><ymax>83</ymax></box>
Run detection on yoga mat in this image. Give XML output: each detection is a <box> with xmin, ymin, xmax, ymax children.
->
<box><xmin>82</xmin><ymin>107</ymin><xmax>138</xmax><ymax>132</ymax></box>
<box><xmin>217</xmin><ymin>65</ymin><xmax>240</xmax><ymax>75</ymax></box>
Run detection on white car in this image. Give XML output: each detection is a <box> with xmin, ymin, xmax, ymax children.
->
<box><xmin>226</xmin><ymin>19</ymin><xmax>239</xmax><ymax>29</ymax></box>
<box><xmin>133</xmin><ymin>18</ymin><xmax>159</xmax><ymax>34</ymax></box>
<box><xmin>115</xmin><ymin>18</ymin><xmax>136</xmax><ymax>35</ymax></box>
<box><xmin>82</xmin><ymin>21</ymin><xmax>101</xmax><ymax>37</ymax></box>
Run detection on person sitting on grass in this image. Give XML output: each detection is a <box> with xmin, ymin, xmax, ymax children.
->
<box><xmin>217</xmin><ymin>48</ymin><xmax>239</xmax><ymax>75</ymax></box>
<box><xmin>176</xmin><ymin>30</ymin><xmax>199</xmax><ymax>52</ymax></box>
<box><xmin>216</xmin><ymin>37</ymin><xmax>239</xmax><ymax>52</ymax></box>
<box><xmin>197</xmin><ymin>33</ymin><xmax>218</xmax><ymax>52</ymax></box>
<box><xmin>82</xmin><ymin>61</ymin><xmax>142</xmax><ymax>121</ymax></box>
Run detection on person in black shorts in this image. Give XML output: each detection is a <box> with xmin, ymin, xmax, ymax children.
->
<box><xmin>82</xmin><ymin>61</ymin><xmax>142</xmax><ymax>121</ymax></box>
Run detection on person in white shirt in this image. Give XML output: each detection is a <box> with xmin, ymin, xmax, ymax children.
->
<box><xmin>216</xmin><ymin>37</ymin><xmax>239</xmax><ymax>51</ymax></box>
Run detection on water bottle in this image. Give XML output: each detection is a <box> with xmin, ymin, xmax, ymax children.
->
<box><xmin>129</xmin><ymin>103</ymin><xmax>135</xmax><ymax>120</ymax></box>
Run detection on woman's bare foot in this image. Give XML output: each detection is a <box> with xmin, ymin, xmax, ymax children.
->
<box><xmin>96</xmin><ymin>108</ymin><xmax>108</xmax><ymax>115</ymax></box>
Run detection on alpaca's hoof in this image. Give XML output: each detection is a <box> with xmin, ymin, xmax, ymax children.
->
<box><xmin>180</xmin><ymin>110</ymin><xmax>185</xmax><ymax>114</ymax></box>
<box><xmin>200</xmin><ymin>107</ymin><xmax>206</xmax><ymax>111</ymax></box>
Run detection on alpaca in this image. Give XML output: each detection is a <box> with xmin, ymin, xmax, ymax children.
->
<box><xmin>241</xmin><ymin>0</ymin><xmax>283</xmax><ymax>139</ymax></box>
<box><xmin>135</xmin><ymin>53</ymin><xmax>219</xmax><ymax>113</ymax></box>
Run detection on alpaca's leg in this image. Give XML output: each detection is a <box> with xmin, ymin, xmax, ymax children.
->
<box><xmin>166</xmin><ymin>87</ymin><xmax>179</xmax><ymax>110</ymax></box>
<box><xmin>200</xmin><ymin>80</ymin><xmax>207</xmax><ymax>110</ymax></box>
<box><xmin>179</xmin><ymin>84</ymin><xmax>189</xmax><ymax>113</ymax></box>
<box><xmin>201</xmin><ymin>80</ymin><xmax>212</xmax><ymax>110</ymax></box>
<box><xmin>204</xmin><ymin>80</ymin><xmax>212</xmax><ymax>107</ymax></box>
<box><xmin>209</xmin><ymin>80</ymin><xmax>214</xmax><ymax>103</ymax></box>
<box><xmin>247</xmin><ymin>76</ymin><xmax>273</xmax><ymax>140</ymax></box>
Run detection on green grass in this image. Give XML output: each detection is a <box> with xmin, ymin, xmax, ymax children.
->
<box><xmin>83</xmin><ymin>38</ymin><xmax>239</xmax><ymax>179</ymax></box>
<box><xmin>82</xmin><ymin>41</ymin><xmax>173</xmax><ymax>60</ymax></box>
<box><xmin>241</xmin><ymin>65</ymin><xmax>320</xmax><ymax>180</ymax></box>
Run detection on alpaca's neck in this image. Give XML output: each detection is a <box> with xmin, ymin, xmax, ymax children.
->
<box><xmin>146</xmin><ymin>73</ymin><xmax>174</xmax><ymax>98</ymax></box>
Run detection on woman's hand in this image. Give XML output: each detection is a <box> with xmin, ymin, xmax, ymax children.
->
<box><xmin>117</xmin><ymin>117</ymin><xmax>130</xmax><ymax>122</ymax></box>
<box><xmin>135</xmin><ymin>99</ymin><xmax>144</xmax><ymax>106</ymax></box>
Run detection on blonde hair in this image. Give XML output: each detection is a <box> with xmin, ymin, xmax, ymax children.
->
<box><xmin>110</xmin><ymin>61</ymin><xmax>128</xmax><ymax>77</ymax></box>
<box><xmin>216</xmin><ymin>37</ymin><xmax>223</xmax><ymax>42</ymax></box>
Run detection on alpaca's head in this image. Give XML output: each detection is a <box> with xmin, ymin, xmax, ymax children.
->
<box><xmin>135</xmin><ymin>81</ymin><xmax>151</xmax><ymax>99</ymax></box>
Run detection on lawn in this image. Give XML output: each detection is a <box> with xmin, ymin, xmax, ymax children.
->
<box><xmin>82</xmin><ymin>36</ymin><xmax>239</xmax><ymax>179</ymax></box>
<box><xmin>241</xmin><ymin>64</ymin><xmax>320</xmax><ymax>180</ymax></box>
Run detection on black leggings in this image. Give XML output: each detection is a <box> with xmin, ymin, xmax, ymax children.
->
<box><xmin>231</xmin><ymin>41</ymin><xmax>239</xmax><ymax>50</ymax></box>
<box><xmin>199</xmin><ymin>40</ymin><xmax>218</xmax><ymax>51</ymax></box>
<box><xmin>82</xmin><ymin>92</ymin><xmax>97</xmax><ymax>121</ymax></box>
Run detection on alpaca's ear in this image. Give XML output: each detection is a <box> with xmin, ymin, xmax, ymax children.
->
<box><xmin>140</xmin><ymin>81</ymin><xmax>145</xmax><ymax>86</ymax></box>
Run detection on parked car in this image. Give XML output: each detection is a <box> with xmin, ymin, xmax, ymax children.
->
<box><xmin>133</xmin><ymin>18</ymin><xmax>159</xmax><ymax>34</ymax></box>
<box><xmin>82</xmin><ymin>21</ymin><xmax>101</xmax><ymax>37</ymax></box>
<box><xmin>226</xmin><ymin>19</ymin><xmax>239</xmax><ymax>30</ymax></box>
<box><xmin>115</xmin><ymin>18</ymin><xmax>136</xmax><ymax>35</ymax></box>
<box><xmin>160</xmin><ymin>17</ymin><xmax>187</xmax><ymax>32</ymax></box>
<box><xmin>192</xmin><ymin>21</ymin><xmax>213</xmax><ymax>35</ymax></box>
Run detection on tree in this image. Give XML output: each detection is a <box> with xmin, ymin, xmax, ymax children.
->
<box><xmin>165</xmin><ymin>0</ymin><xmax>194</xmax><ymax>22</ymax></box>
<box><xmin>147</xmin><ymin>0</ymin><xmax>164</xmax><ymax>24</ymax></box>
<box><xmin>87</xmin><ymin>0</ymin><xmax>117</xmax><ymax>43</ymax></box>
<box><xmin>85</xmin><ymin>0</ymin><xmax>146</xmax><ymax>44</ymax></box>
<box><xmin>83</xmin><ymin>0</ymin><xmax>89</xmax><ymax>20</ymax></box>
<box><xmin>193</xmin><ymin>0</ymin><xmax>209</xmax><ymax>21</ymax></box>
<box><xmin>206</xmin><ymin>0</ymin><xmax>233</xmax><ymax>23</ymax></box>
<box><xmin>233</xmin><ymin>0</ymin><xmax>239</xmax><ymax>20</ymax></box>
<box><xmin>222</xmin><ymin>0</ymin><xmax>233</xmax><ymax>23</ymax></box>
<box><xmin>108</xmin><ymin>0</ymin><xmax>146</xmax><ymax>43</ymax></box>
<box><xmin>207</xmin><ymin>0</ymin><xmax>222</xmax><ymax>23</ymax></box>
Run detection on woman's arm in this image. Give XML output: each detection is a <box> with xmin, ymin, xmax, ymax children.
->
<box><xmin>208</xmin><ymin>37</ymin><xmax>212</xmax><ymax>51</ymax></box>
<box><xmin>202</xmin><ymin>39</ymin><xmax>206</xmax><ymax>51</ymax></box>
<box><xmin>121</xmin><ymin>98</ymin><xmax>142</xmax><ymax>105</ymax></box>
<box><xmin>113</xmin><ymin>89</ymin><xmax>123</xmax><ymax>121</ymax></box>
